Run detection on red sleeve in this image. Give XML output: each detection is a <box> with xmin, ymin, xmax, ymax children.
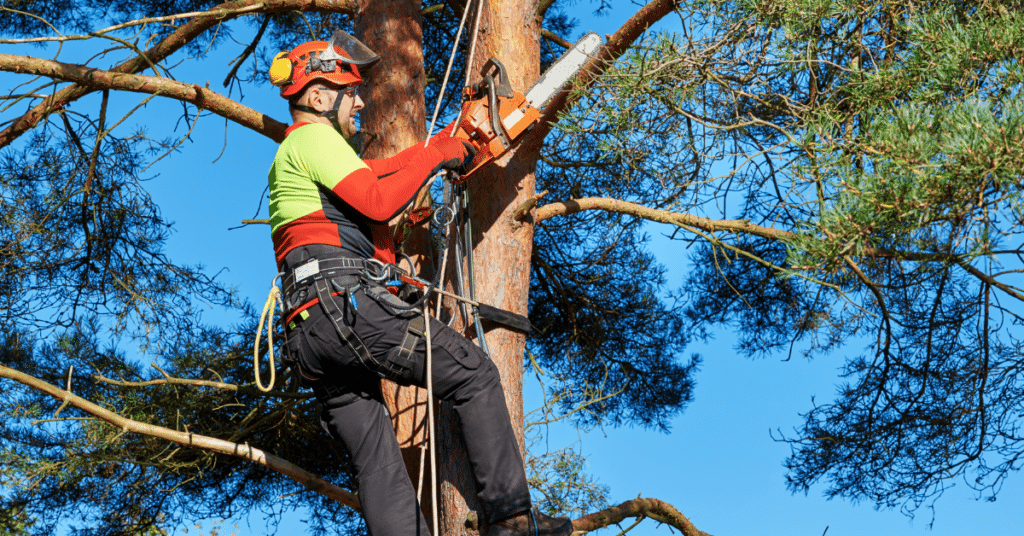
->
<box><xmin>332</xmin><ymin>144</ymin><xmax>449</xmax><ymax>222</ymax></box>
<box><xmin>363</xmin><ymin>121</ymin><xmax>457</xmax><ymax>178</ymax></box>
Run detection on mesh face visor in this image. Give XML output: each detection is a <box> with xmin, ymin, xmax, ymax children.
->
<box><xmin>320</xmin><ymin>30</ymin><xmax>381</xmax><ymax>69</ymax></box>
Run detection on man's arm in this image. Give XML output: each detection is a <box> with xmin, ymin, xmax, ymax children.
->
<box><xmin>362</xmin><ymin>121</ymin><xmax>459</xmax><ymax>178</ymax></box>
<box><xmin>299</xmin><ymin>123</ymin><xmax>470</xmax><ymax>222</ymax></box>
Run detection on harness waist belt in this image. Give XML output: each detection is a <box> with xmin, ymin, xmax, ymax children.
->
<box><xmin>282</xmin><ymin>256</ymin><xmax>384</xmax><ymax>298</ymax></box>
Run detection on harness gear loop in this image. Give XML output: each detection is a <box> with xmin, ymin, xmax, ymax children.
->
<box><xmin>254</xmin><ymin>274</ymin><xmax>285</xmax><ymax>393</ymax></box>
<box><xmin>313</xmin><ymin>276</ymin><xmax>375</xmax><ymax>365</ymax></box>
<box><xmin>362</xmin><ymin>258</ymin><xmax>389</xmax><ymax>282</ymax></box>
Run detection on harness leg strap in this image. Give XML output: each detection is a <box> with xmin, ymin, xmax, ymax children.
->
<box><xmin>388</xmin><ymin>314</ymin><xmax>425</xmax><ymax>378</ymax></box>
<box><xmin>313</xmin><ymin>278</ymin><xmax>373</xmax><ymax>365</ymax></box>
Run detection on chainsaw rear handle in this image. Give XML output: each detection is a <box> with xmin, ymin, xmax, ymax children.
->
<box><xmin>483</xmin><ymin>74</ymin><xmax>513</xmax><ymax>151</ymax></box>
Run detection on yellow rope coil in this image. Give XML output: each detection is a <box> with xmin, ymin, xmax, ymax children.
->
<box><xmin>254</xmin><ymin>278</ymin><xmax>283</xmax><ymax>393</ymax></box>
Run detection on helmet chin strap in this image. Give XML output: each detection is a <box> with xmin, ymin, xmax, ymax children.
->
<box><xmin>290</xmin><ymin>94</ymin><xmax>346</xmax><ymax>135</ymax></box>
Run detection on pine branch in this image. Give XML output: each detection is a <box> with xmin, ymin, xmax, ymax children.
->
<box><xmin>0</xmin><ymin>363</ymin><xmax>360</xmax><ymax>511</ymax></box>
<box><xmin>572</xmin><ymin>497</ymin><xmax>713</xmax><ymax>536</ymax></box>
<box><xmin>528</xmin><ymin>0</ymin><xmax>681</xmax><ymax>146</ymax></box>
<box><xmin>534</xmin><ymin>196</ymin><xmax>1024</xmax><ymax>302</ymax></box>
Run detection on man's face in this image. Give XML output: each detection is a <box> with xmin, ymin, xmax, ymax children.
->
<box><xmin>309</xmin><ymin>84</ymin><xmax>363</xmax><ymax>139</ymax></box>
<box><xmin>328</xmin><ymin>86</ymin><xmax>363</xmax><ymax>139</ymax></box>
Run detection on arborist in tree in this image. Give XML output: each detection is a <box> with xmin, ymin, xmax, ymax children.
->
<box><xmin>266</xmin><ymin>31</ymin><xmax>573</xmax><ymax>536</ymax></box>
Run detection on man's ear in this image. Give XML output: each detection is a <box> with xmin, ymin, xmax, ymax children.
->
<box><xmin>306</xmin><ymin>87</ymin><xmax>320</xmax><ymax>112</ymax></box>
<box><xmin>312</xmin><ymin>86</ymin><xmax>335</xmax><ymax>113</ymax></box>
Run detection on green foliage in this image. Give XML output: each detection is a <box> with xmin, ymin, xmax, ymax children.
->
<box><xmin>4</xmin><ymin>0</ymin><xmax>1023</xmax><ymax>530</ymax></box>
<box><xmin>0</xmin><ymin>120</ymin><xmax>237</xmax><ymax>344</ymax></box>
<box><xmin>537</xmin><ymin>0</ymin><xmax>1024</xmax><ymax>517</ymax></box>
<box><xmin>526</xmin><ymin>444</ymin><xmax>609</xmax><ymax>520</ymax></box>
<box><xmin>0</xmin><ymin>504</ymin><xmax>35</xmax><ymax>536</ymax></box>
<box><xmin>530</xmin><ymin>31</ymin><xmax>710</xmax><ymax>432</ymax></box>
<box><xmin>694</xmin><ymin>0</ymin><xmax>1024</xmax><ymax>515</ymax></box>
<box><xmin>0</xmin><ymin>317</ymin><xmax>361</xmax><ymax>536</ymax></box>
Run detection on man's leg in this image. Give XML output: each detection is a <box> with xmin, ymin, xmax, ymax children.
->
<box><xmin>421</xmin><ymin>319</ymin><xmax>532</xmax><ymax>523</ymax></box>
<box><xmin>413</xmin><ymin>317</ymin><xmax>572</xmax><ymax>536</ymax></box>
<box><xmin>319</xmin><ymin>386</ymin><xmax>431</xmax><ymax>536</ymax></box>
<box><xmin>289</xmin><ymin>301</ymin><xmax>430</xmax><ymax>536</ymax></box>
<box><xmin>330</xmin><ymin>286</ymin><xmax>569</xmax><ymax>535</ymax></box>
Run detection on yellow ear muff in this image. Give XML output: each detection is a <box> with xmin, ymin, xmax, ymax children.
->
<box><xmin>269</xmin><ymin>51</ymin><xmax>294</xmax><ymax>86</ymax></box>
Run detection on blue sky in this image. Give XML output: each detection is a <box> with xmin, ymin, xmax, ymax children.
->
<box><xmin>159</xmin><ymin>6</ymin><xmax>1021</xmax><ymax>534</ymax></box>
<box><xmin>3</xmin><ymin>3</ymin><xmax>1021</xmax><ymax>535</ymax></box>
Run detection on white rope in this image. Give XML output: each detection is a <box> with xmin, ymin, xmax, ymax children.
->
<box><xmin>418</xmin><ymin>3</ymin><xmax>486</xmax><ymax>532</ymax></box>
<box><xmin>425</xmin><ymin>0</ymin><xmax>477</xmax><ymax>145</ymax></box>
<box><xmin>424</xmin><ymin>301</ymin><xmax>439</xmax><ymax>536</ymax></box>
<box><xmin>447</xmin><ymin>0</ymin><xmax>486</xmax><ymax>139</ymax></box>
<box><xmin>417</xmin><ymin>442</ymin><xmax>428</xmax><ymax>502</ymax></box>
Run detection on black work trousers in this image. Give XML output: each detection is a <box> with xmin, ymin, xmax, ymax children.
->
<box><xmin>286</xmin><ymin>280</ymin><xmax>531</xmax><ymax>536</ymax></box>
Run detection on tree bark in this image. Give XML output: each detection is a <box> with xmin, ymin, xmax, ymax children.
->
<box><xmin>355</xmin><ymin>0</ymin><xmax>438</xmax><ymax>524</ymax></box>
<box><xmin>355</xmin><ymin>0</ymin><xmax>541</xmax><ymax>532</ymax></box>
<box><xmin>435</xmin><ymin>1</ymin><xmax>542</xmax><ymax>535</ymax></box>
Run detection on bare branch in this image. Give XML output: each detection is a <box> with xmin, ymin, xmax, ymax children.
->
<box><xmin>533</xmin><ymin>196</ymin><xmax>796</xmax><ymax>241</ymax></box>
<box><xmin>541</xmin><ymin>28</ymin><xmax>573</xmax><ymax>50</ymax></box>
<box><xmin>0</xmin><ymin>0</ymin><xmax>358</xmax><ymax>148</ymax></box>
<box><xmin>534</xmin><ymin>197</ymin><xmax>1024</xmax><ymax>302</ymax></box>
<box><xmin>572</xmin><ymin>497</ymin><xmax>713</xmax><ymax>536</ymax></box>
<box><xmin>91</xmin><ymin>373</ymin><xmax>313</xmax><ymax>399</ymax></box>
<box><xmin>0</xmin><ymin>363</ymin><xmax>359</xmax><ymax>510</ymax></box>
<box><xmin>223</xmin><ymin>14</ymin><xmax>272</xmax><ymax>88</ymax></box>
<box><xmin>0</xmin><ymin>53</ymin><xmax>288</xmax><ymax>142</ymax></box>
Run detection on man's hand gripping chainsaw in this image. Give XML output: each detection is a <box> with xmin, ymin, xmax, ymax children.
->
<box><xmin>450</xmin><ymin>32</ymin><xmax>601</xmax><ymax>182</ymax></box>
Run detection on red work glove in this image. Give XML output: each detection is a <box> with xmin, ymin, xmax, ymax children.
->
<box><xmin>433</xmin><ymin>136</ymin><xmax>477</xmax><ymax>174</ymax></box>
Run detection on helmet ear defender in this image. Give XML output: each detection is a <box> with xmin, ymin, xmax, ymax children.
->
<box><xmin>269</xmin><ymin>51</ymin><xmax>294</xmax><ymax>87</ymax></box>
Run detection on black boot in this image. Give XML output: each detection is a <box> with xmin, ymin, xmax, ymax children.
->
<box><xmin>488</xmin><ymin>508</ymin><xmax>573</xmax><ymax>536</ymax></box>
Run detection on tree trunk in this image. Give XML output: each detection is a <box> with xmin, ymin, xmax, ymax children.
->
<box><xmin>355</xmin><ymin>0</ymin><xmax>437</xmax><ymax>523</ymax></box>
<box><xmin>358</xmin><ymin>0</ymin><xmax>540</xmax><ymax>534</ymax></box>
<box><xmin>436</xmin><ymin>2</ymin><xmax>541</xmax><ymax>535</ymax></box>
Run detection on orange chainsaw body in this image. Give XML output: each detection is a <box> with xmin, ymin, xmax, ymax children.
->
<box><xmin>450</xmin><ymin>59</ymin><xmax>542</xmax><ymax>182</ymax></box>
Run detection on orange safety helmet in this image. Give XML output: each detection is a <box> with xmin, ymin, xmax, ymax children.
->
<box><xmin>270</xmin><ymin>30</ymin><xmax>381</xmax><ymax>98</ymax></box>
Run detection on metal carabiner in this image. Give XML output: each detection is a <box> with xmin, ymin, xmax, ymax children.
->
<box><xmin>363</xmin><ymin>258</ymin><xmax>389</xmax><ymax>282</ymax></box>
<box><xmin>433</xmin><ymin>205</ymin><xmax>456</xmax><ymax>227</ymax></box>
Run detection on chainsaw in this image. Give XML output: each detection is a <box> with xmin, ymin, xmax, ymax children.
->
<box><xmin>451</xmin><ymin>32</ymin><xmax>602</xmax><ymax>181</ymax></box>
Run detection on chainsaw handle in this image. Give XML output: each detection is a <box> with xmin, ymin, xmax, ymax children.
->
<box><xmin>480</xmin><ymin>58</ymin><xmax>514</xmax><ymax>99</ymax></box>
<box><xmin>483</xmin><ymin>75</ymin><xmax>512</xmax><ymax>151</ymax></box>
